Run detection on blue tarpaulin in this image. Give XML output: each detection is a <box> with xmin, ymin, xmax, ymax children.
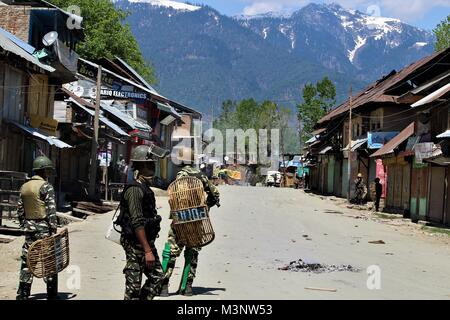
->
<box><xmin>368</xmin><ymin>132</ymin><xmax>399</xmax><ymax>149</ymax></box>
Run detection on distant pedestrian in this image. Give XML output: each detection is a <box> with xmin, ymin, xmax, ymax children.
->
<box><xmin>374</xmin><ymin>178</ymin><xmax>382</xmax><ymax>212</ymax></box>
<box><xmin>304</xmin><ymin>172</ymin><xmax>310</xmax><ymax>190</ymax></box>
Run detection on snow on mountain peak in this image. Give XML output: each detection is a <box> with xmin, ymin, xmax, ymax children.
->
<box><xmin>127</xmin><ymin>0</ymin><xmax>200</xmax><ymax>11</ymax></box>
<box><xmin>235</xmin><ymin>11</ymin><xmax>292</xmax><ymax>20</ymax></box>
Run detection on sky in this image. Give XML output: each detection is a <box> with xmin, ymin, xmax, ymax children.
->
<box><xmin>194</xmin><ymin>0</ymin><xmax>450</xmax><ymax>30</ymax></box>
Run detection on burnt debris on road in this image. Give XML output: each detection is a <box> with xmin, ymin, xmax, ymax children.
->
<box><xmin>279</xmin><ymin>259</ymin><xmax>361</xmax><ymax>273</ymax></box>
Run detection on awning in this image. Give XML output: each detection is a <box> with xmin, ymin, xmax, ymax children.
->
<box><xmin>157</xmin><ymin>102</ymin><xmax>182</xmax><ymax>119</ymax></box>
<box><xmin>423</xmin><ymin>148</ymin><xmax>450</xmax><ymax>166</ymax></box>
<box><xmin>371</xmin><ymin>122</ymin><xmax>415</xmax><ymax>158</ymax></box>
<box><xmin>410</xmin><ymin>71</ymin><xmax>450</xmax><ymax>95</ymax></box>
<box><xmin>100</xmin><ymin>101</ymin><xmax>151</xmax><ymax>132</ymax></box>
<box><xmin>319</xmin><ymin>146</ymin><xmax>333</xmax><ymax>154</ymax></box>
<box><xmin>411</xmin><ymin>83</ymin><xmax>450</xmax><ymax>108</ymax></box>
<box><xmin>342</xmin><ymin>138</ymin><xmax>368</xmax><ymax>152</ymax></box>
<box><xmin>0</xmin><ymin>28</ymin><xmax>55</xmax><ymax>72</ymax></box>
<box><xmin>305</xmin><ymin>136</ymin><xmax>318</xmax><ymax>144</ymax></box>
<box><xmin>10</xmin><ymin>121</ymin><xmax>72</xmax><ymax>149</ymax></box>
<box><xmin>437</xmin><ymin>130</ymin><xmax>450</xmax><ymax>139</ymax></box>
<box><xmin>69</xmin><ymin>98</ymin><xmax>129</xmax><ymax>137</ymax></box>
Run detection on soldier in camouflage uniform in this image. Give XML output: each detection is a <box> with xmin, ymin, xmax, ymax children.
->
<box><xmin>116</xmin><ymin>145</ymin><xmax>165</xmax><ymax>300</ymax></box>
<box><xmin>160</xmin><ymin>147</ymin><xmax>220</xmax><ymax>297</ymax></box>
<box><xmin>354</xmin><ymin>173</ymin><xmax>368</xmax><ymax>205</ymax></box>
<box><xmin>16</xmin><ymin>156</ymin><xmax>58</xmax><ymax>300</ymax></box>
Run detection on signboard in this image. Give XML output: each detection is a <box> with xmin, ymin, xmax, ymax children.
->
<box><xmin>78</xmin><ymin>60</ymin><xmax>115</xmax><ymax>86</ymax></box>
<box><xmin>173</xmin><ymin>206</ymin><xmax>208</xmax><ymax>222</ymax></box>
<box><xmin>30</xmin><ymin>114</ymin><xmax>58</xmax><ymax>136</ymax></box>
<box><xmin>368</xmin><ymin>132</ymin><xmax>399</xmax><ymax>149</ymax></box>
<box><xmin>100</xmin><ymin>89</ymin><xmax>147</xmax><ymax>100</ymax></box>
<box><xmin>98</xmin><ymin>152</ymin><xmax>112</xmax><ymax>167</ymax></box>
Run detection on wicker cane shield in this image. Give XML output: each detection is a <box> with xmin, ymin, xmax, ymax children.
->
<box><xmin>27</xmin><ymin>228</ymin><xmax>70</xmax><ymax>278</ymax></box>
<box><xmin>168</xmin><ymin>176</ymin><xmax>215</xmax><ymax>247</ymax></box>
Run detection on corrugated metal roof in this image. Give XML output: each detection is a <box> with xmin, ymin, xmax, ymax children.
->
<box><xmin>342</xmin><ymin>138</ymin><xmax>368</xmax><ymax>151</ymax></box>
<box><xmin>79</xmin><ymin>58</ymin><xmax>202</xmax><ymax>117</ymax></box>
<box><xmin>411</xmin><ymin>83</ymin><xmax>450</xmax><ymax>108</ymax></box>
<box><xmin>68</xmin><ymin>97</ymin><xmax>129</xmax><ymax>137</ymax></box>
<box><xmin>78</xmin><ymin>58</ymin><xmax>168</xmax><ymax>101</ymax></box>
<box><xmin>305</xmin><ymin>136</ymin><xmax>318</xmax><ymax>144</ymax></box>
<box><xmin>319</xmin><ymin>146</ymin><xmax>333</xmax><ymax>154</ymax></box>
<box><xmin>10</xmin><ymin>121</ymin><xmax>72</xmax><ymax>149</ymax></box>
<box><xmin>410</xmin><ymin>70</ymin><xmax>450</xmax><ymax>94</ymax></box>
<box><xmin>437</xmin><ymin>130</ymin><xmax>450</xmax><ymax>138</ymax></box>
<box><xmin>0</xmin><ymin>28</ymin><xmax>55</xmax><ymax>72</ymax></box>
<box><xmin>115</xmin><ymin>56</ymin><xmax>158</xmax><ymax>94</ymax></box>
<box><xmin>371</xmin><ymin>122</ymin><xmax>415</xmax><ymax>158</ymax></box>
<box><xmin>318</xmin><ymin>47</ymin><xmax>450</xmax><ymax>125</ymax></box>
<box><xmin>0</xmin><ymin>28</ymin><xmax>35</xmax><ymax>54</ymax></box>
<box><xmin>100</xmin><ymin>101</ymin><xmax>151</xmax><ymax>132</ymax></box>
<box><xmin>157</xmin><ymin>102</ymin><xmax>182</xmax><ymax>119</ymax></box>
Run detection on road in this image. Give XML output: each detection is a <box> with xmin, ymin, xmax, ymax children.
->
<box><xmin>1</xmin><ymin>186</ymin><xmax>450</xmax><ymax>300</ymax></box>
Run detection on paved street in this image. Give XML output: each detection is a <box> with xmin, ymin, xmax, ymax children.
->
<box><xmin>1</xmin><ymin>186</ymin><xmax>450</xmax><ymax>300</ymax></box>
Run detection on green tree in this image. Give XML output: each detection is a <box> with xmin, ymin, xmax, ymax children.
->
<box><xmin>297</xmin><ymin>77</ymin><xmax>336</xmax><ymax>144</ymax></box>
<box><xmin>316</xmin><ymin>76</ymin><xmax>336</xmax><ymax>113</ymax></box>
<box><xmin>50</xmin><ymin>0</ymin><xmax>157</xmax><ymax>83</ymax></box>
<box><xmin>434</xmin><ymin>15</ymin><xmax>450</xmax><ymax>51</ymax></box>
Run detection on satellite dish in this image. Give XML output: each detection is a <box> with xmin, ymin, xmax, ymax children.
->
<box><xmin>73</xmin><ymin>85</ymin><xmax>84</xmax><ymax>97</ymax></box>
<box><xmin>42</xmin><ymin>31</ymin><xmax>58</xmax><ymax>47</ymax></box>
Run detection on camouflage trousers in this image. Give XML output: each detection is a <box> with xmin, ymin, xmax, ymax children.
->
<box><xmin>164</xmin><ymin>227</ymin><xmax>200</xmax><ymax>286</ymax></box>
<box><xmin>19</xmin><ymin>228</ymin><xmax>55</xmax><ymax>285</ymax></box>
<box><xmin>121</xmin><ymin>235</ymin><xmax>164</xmax><ymax>300</ymax></box>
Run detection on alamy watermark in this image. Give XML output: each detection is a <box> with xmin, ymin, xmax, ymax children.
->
<box><xmin>66</xmin><ymin>5</ymin><xmax>83</xmax><ymax>30</ymax></box>
<box><xmin>366</xmin><ymin>265</ymin><xmax>382</xmax><ymax>290</ymax></box>
<box><xmin>170</xmin><ymin>119</ymin><xmax>281</xmax><ymax>174</ymax></box>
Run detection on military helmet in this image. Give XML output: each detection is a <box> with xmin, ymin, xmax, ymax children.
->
<box><xmin>357</xmin><ymin>173</ymin><xmax>363</xmax><ymax>178</ymax></box>
<box><xmin>33</xmin><ymin>156</ymin><xmax>54</xmax><ymax>171</ymax></box>
<box><xmin>131</xmin><ymin>145</ymin><xmax>157</xmax><ymax>162</ymax></box>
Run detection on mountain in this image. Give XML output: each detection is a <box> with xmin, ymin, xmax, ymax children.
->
<box><xmin>237</xmin><ymin>3</ymin><xmax>435</xmax><ymax>81</ymax></box>
<box><xmin>113</xmin><ymin>0</ymin><xmax>434</xmax><ymax>114</ymax></box>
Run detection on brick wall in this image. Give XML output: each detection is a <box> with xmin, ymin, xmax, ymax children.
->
<box><xmin>0</xmin><ymin>6</ymin><xmax>31</xmax><ymax>43</ymax></box>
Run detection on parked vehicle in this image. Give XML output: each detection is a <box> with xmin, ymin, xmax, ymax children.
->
<box><xmin>266</xmin><ymin>171</ymin><xmax>281</xmax><ymax>187</ymax></box>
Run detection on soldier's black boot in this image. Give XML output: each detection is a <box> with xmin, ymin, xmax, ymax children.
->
<box><xmin>159</xmin><ymin>283</ymin><xmax>169</xmax><ymax>297</ymax></box>
<box><xmin>181</xmin><ymin>282</ymin><xmax>193</xmax><ymax>297</ymax></box>
<box><xmin>46</xmin><ymin>276</ymin><xmax>59</xmax><ymax>300</ymax></box>
<box><xmin>16</xmin><ymin>282</ymin><xmax>31</xmax><ymax>300</ymax></box>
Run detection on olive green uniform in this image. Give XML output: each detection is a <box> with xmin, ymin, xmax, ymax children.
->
<box><xmin>17</xmin><ymin>175</ymin><xmax>58</xmax><ymax>297</ymax></box>
<box><xmin>162</xmin><ymin>166</ymin><xmax>220</xmax><ymax>294</ymax></box>
<box><xmin>120</xmin><ymin>178</ymin><xmax>164</xmax><ymax>300</ymax></box>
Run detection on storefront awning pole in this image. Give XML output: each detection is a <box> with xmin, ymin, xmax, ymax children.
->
<box><xmin>88</xmin><ymin>66</ymin><xmax>102</xmax><ymax>198</ymax></box>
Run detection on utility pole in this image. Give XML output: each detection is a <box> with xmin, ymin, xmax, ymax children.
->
<box><xmin>347</xmin><ymin>86</ymin><xmax>353</xmax><ymax>201</ymax></box>
<box><xmin>88</xmin><ymin>65</ymin><xmax>102</xmax><ymax>198</ymax></box>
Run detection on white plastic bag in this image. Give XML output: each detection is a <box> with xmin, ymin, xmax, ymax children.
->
<box><xmin>105</xmin><ymin>213</ymin><xmax>122</xmax><ymax>245</ymax></box>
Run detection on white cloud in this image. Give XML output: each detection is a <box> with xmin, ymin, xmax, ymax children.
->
<box><xmin>239</xmin><ymin>0</ymin><xmax>450</xmax><ymax>22</ymax></box>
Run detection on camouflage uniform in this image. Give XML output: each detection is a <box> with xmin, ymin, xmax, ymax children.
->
<box><xmin>354</xmin><ymin>179</ymin><xmax>368</xmax><ymax>205</ymax></box>
<box><xmin>120</xmin><ymin>177</ymin><xmax>164</xmax><ymax>300</ymax></box>
<box><xmin>17</xmin><ymin>176</ymin><xmax>58</xmax><ymax>291</ymax></box>
<box><xmin>163</xmin><ymin>166</ymin><xmax>220</xmax><ymax>292</ymax></box>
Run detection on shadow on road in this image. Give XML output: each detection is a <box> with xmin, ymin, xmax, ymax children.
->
<box><xmin>193</xmin><ymin>287</ymin><xmax>226</xmax><ymax>295</ymax></box>
<box><xmin>29</xmin><ymin>292</ymin><xmax>77</xmax><ymax>300</ymax></box>
<box><xmin>168</xmin><ymin>287</ymin><xmax>226</xmax><ymax>296</ymax></box>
